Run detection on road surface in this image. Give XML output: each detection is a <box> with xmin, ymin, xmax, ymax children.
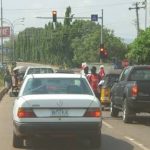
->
<box><xmin>0</xmin><ymin>92</ymin><xmax>150</xmax><ymax>150</ymax></box>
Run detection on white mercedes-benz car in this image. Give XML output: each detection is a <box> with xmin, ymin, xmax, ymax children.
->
<box><xmin>12</xmin><ymin>73</ymin><xmax>102</xmax><ymax>148</ymax></box>
<box><xmin>23</xmin><ymin>66</ymin><xmax>54</xmax><ymax>79</ymax></box>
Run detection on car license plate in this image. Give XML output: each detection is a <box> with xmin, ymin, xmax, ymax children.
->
<box><xmin>50</xmin><ymin>109</ymin><xmax>68</xmax><ymax>117</ymax></box>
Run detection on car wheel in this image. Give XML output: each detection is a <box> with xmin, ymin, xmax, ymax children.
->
<box><xmin>110</xmin><ymin>100</ymin><xmax>119</xmax><ymax>117</ymax></box>
<box><xmin>13</xmin><ymin>133</ymin><xmax>24</xmax><ymax>148</ymax></box>
<box><xmin>90</xmin><ymin>134</ymin><xmax>101</xmax><ymax>149</ymax></box>
<box><xmin>122</xmin><ymin>99</ymin><xmax>134</xmax><ymax>123</ymax></box>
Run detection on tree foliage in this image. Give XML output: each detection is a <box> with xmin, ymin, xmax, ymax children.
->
<box><xmin>127</xmin><ymin>28</ymin><xmax>150</xmax><ymax>64</ymax></box>
<box><xmin>5</xmin><ymin>7</ymin><xmax>127</xmax><ymax>67</ymax></box>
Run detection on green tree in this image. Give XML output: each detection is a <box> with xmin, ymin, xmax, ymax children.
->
<box><xmin>5</xmin><ymin>6</ymin><xmax>128</xmax><ymax>67</ymax></box>
<box><xmin>64</xmin><ymin>6</ymin><xmax>72</xmax><ymax>26</ymax></box>
<box><xmin>127</xmin><ymin>28</ymin><xmax>150</xmax><ymax>64</ymax></box>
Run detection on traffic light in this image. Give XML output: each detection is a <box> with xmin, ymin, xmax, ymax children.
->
<box><xmin>99</xmin><ymin>43</ymin><xmax>108</xmax><ymax>59</ymax></box>
<box><xmin>52</xmin><ymin>10</ymin><xmax>57</xmax><ymax>22</ymax></box>
<box><xmin>99</xmin><ymin>43</ymin><xmax>104</xmax><ymax>58</ymax></box>
<box><xmin>104</xmin><ymin>50</ymin><xmax>108</xmax><ymax>58</ymax></box>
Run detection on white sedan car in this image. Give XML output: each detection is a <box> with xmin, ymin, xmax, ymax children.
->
<box><xmin>23</xmin><ymin>66</ymin><xmax>54</xmax><ymax>79</ymax></box>
<box><xmin>12</xmin><ymin>73</ymin><xmax>102</xmax><ymax>148</ymax></box>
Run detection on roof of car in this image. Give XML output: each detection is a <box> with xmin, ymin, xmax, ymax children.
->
<box><xmin>125</xmin><ymin>65</ymin><xmax>150</xmax><ymax>69</ymax></box>
<box><xmin>55</xmin><ymin>69</ymin><xmax>74</xmax><ymax>74</ymax></box>
<box><xmin>26</xmin><ymin>66</ymin><xmax>53</xmax><ymax>69</ymax></box>
<box><xmin>105</xmin><ymin>69</ymin><xmax>122</xmax><ymax>75</ymax></box>
<box><xmin>133</xmin><ymin>65</ymin><xmax>150</xmax><ymax>68</ymax></box>
<box><xmin>25</xmin><ymin>73</ymin><xmax>86</xmax><ymax>79</ymax></box>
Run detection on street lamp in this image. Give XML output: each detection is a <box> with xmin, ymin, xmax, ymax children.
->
<box><xmin>1</xmin><ymin>0</ymin><xmax>3</xmax><ymax>63</ymax></box>
<box><xmin>2</xmin><ymin>18</ymin><xmax>25</xmax><ymax>61</ymax></box>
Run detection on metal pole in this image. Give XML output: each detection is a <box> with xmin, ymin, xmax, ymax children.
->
<box><xmin>135</xmin><ymin>3</ymin><xmax>140</xmax><ymax>36</ymax></box>
<box><xmin>145</xmin><ymin>0</ymin><xmax>147</xmax><ymax>29</ymax></box>
<box><xmin>1</xmin><ymin>0</ymin><xmax>3</xmax><ymax>63</ymax></box>
<box><xmin>100</xmin><ymin>9</ymin><xmax>103</xmax><ymax>63</ymax></box>
<box><xmin>11</xmin><ymin>25</ymin><xmax>14</xmax><ymax>61</ymax></box>
<box><xmin>100</xmin><ymin>9</ymin><xmax>103</xmax><ymax>45</ymax></box>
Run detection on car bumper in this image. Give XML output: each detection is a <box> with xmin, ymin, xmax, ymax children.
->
<box><xmin>128</xmin><ymin>98</ymin><xmax>150</xmax><ymax>112</ymax></box>
<box><xmin>13</xmin><ymin>121</ymin><xmax>102</xmax><ymax>137</ymax></box>
<box><xmin>100</xmin><ymin>98</ymin><xmax>110</xmax><ymax>105</ymax></box>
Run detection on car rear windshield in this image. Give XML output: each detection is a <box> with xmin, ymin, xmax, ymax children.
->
<box><xmin>27</xmin><ymin>68</ymin><xmax>54</xmax><ymax>75</ymax></box>
<box><xmin>104</xmin><ymin>74</ymin><xmax>120</xmax><ymax>87</ymax></box>
<box><xmin>23</xmin><ymin>78</ymin><xmax>93</xmax><ymax>95</ymax></box>
<box><xmin>129</xmin><ymin>68</ymin><xmax>150</xmax><ymax>81</ymax></box>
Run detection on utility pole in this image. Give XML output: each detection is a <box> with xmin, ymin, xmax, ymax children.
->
<box><xmin>129</xmin><ymin>2</ymin><xmax>145</xmax><ymax>36</ymax></box>
<box><xmin>143</xmin><ymin>0</ymin><xmax>147</xmax><ymax>29</ymax></box>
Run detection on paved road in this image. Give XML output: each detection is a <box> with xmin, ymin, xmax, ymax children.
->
<box><xmin>0</xmin><ymin>93</ymin><xmax>150</xmax><ymax>150</ymax></box>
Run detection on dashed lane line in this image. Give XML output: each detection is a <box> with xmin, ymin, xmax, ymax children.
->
<box><xmin>102</xmin><ymin>121</ymin><xmax>113</xmax><ymax>129</ymax></box>
<box><xmin>124</xmin><ymin>136</ymin><xmax>149</xmax><ymax>150</ymax></box>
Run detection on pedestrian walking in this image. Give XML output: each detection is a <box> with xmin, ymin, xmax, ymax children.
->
<box><xmin>4</xmin><ymin>69</ymin><xmax>12</xmax><ymax>89</ymax></box>
<box><xmin>99</xmin><ymin>65</ymin><xmax>105</xmax><ymax>80</ymax></box>
<box><xmin>83</xmin><ymin>66</ymin><xmax>90</xmax><ymax>80</ymax></box>
<box><xmin>88</xmin><ymin>66</ymin><xmax>100</xmax><ymax>99</ymax></box>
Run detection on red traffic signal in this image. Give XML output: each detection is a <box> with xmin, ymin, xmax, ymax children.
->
<box><xmin>104</xmin><ymin>50</ymin><xmax>108</xmax><ymax>58</ymax></box>
<box><xmin>100</xmin><ymin>47</ymin><xmax>104</xmax><ymax>52</ymax></box>
<box><xmin>52</xmin><ymin>10</ymin><xmax>57</xmax><ymax>22</ymax></box>
<box><xmin>99</xmin><ymin>43</ymin><xmax>108</xmax><ymax>59</ymax></box>
<box><xmin>99</xmin><ymin>43</ymin><xmax>104</xmax><ymax>52</ymax></box>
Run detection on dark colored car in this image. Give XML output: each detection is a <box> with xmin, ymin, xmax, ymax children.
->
<box><xmin>110</xmin><ymin>65</ymin><xmax>150</xmax><ymax>123</ymax></box>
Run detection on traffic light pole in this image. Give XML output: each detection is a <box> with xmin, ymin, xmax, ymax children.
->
<box><xmin>100</xmin><ymin>9</ymin><xmax>104</xmax><ymax>63</ymax></box>
<box><xmin>1</xmin><ymin>0</ymin><xmax>3</xmax><ymax>64</ymax></box>
<box><xmin>100</xmin><ymin>9</ymin><xmax>103</xmax><ymax>46</ymax></box>
<box><xmin>36</xmin><ymin>12</ymin><xmax>104</xmax><ymax>63</ymax></box>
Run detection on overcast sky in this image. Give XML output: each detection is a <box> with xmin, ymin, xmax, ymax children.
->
<box><xmin>2</xmin><ymin>0</ymin><xmax>148</xmax><ymax>42</ymax></box>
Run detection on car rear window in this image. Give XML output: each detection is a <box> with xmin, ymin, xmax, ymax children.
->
<box><xmin>104</xmin><ymin>74</ymin><xmax>120</xmax><ymax>86</ymax></box>
<box><xmin>23</xmin><ymin>78</ymin><xmax>93</xmax><ymax>95</ymax></box>
<box><xmin>129</xmin><ymin>68</ymin><xmax>150</xmax><ymax>81</ymax></box>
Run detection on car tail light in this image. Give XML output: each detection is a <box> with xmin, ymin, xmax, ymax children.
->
<box><xmin>131</xmin><ymin>85</ymin><xmax>139</xmax><ymax>97</ymax></box>
<box><xmin>17</xmin><ymin>107</ymin><xmax>36</xmax><ymax>118</ymax></box>
<box><xmin>84</xmin><ymin>108</ymin><xmax>101</xmax><ymax>117</ymax></box>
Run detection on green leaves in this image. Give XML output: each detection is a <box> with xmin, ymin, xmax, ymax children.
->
<box><xmin>5</xmin><ymin>7</ymin><xmax>127</xmax><ymax>67</ymax></box>
<box><xmin>128</xmin><ymin>28</ymin><xmax>150</xmax><ymax>64</ymax></box>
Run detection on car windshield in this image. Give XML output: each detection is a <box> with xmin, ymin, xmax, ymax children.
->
<box><xmin>22</xmin><ymin>78</ymin><xmax>93</xmax><ymax>95</ymax></box>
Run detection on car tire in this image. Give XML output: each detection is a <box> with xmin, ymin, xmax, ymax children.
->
<box><xmin>90</xmin><ymin>134</ymin><xmax>101</xmax><ymax>149</ymax></box>
<box><xmin>110</xmin><ymin>100</ymin><xmax>119</xmax><ymax>117</ymax></box>
<box><xmin>122</xmin><ymin>98</ymin><xmax>135</xmax><ymax>123</ymax></box>
<box><xmin>13</xmin><ymin>133</ymin><xmax>24</xmax><ymax>148</ymax></box>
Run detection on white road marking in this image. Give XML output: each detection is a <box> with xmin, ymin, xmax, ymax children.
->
<box><xmin>102</xmin><ymin>121</ymin><xmax>113</xmax><ymax>129</ymax></box>
<box><xmin>124</xmin><ymin>136</ymin><xmax>149</xmax><ymax>150</ymax></box>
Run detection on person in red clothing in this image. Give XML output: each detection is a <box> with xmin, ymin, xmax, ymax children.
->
<box><xmin>83</xmin><ymin>66</ymin><xmax>90</xmax><ymax>80</ymax></box>
<box><xmin>88</xmin><ymin>66</ymin><xmax>100</xmax><ymax>99</ymax></box>
<box><xmin>99</xmin><ymin>65</ymin><xmax>105</xmax><ymax>80</ymax></box>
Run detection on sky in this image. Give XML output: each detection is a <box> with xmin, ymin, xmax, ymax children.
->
<box><xmin>2</xmin><ymin>0</ymin><xmax>148</xmax><ymax>43</ymax></box>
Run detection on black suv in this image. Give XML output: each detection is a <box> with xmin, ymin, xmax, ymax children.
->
<box><xmin>110</xmin><ymin>65</ymin><xmax>150</xmax><ymax>123</ymax></box>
